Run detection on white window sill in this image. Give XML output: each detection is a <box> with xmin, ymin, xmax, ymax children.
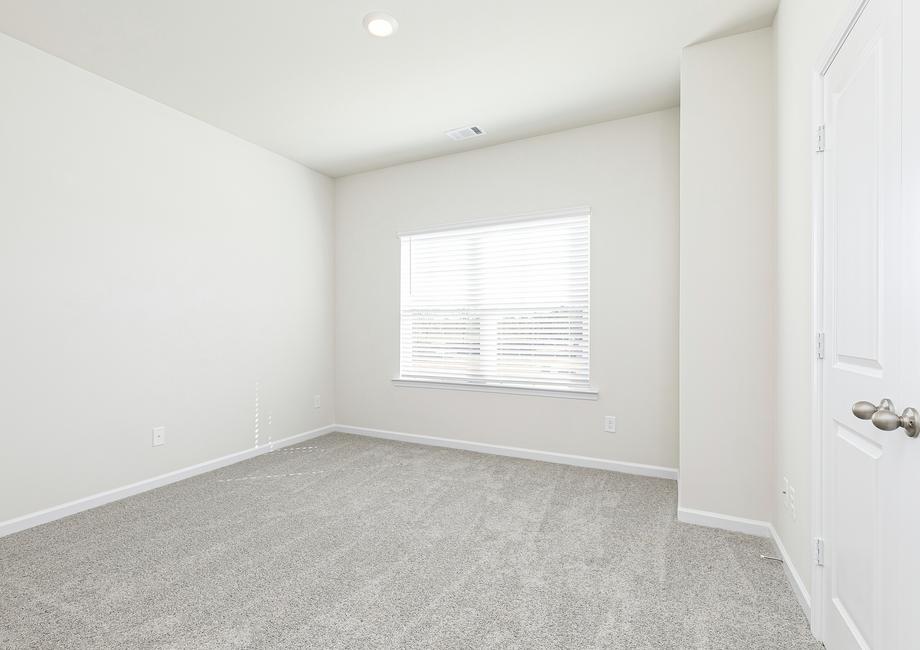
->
<box><xmin>391</xmin><ymin>378</ymin><xmax>599</xmax><ymax>400</ymax></box>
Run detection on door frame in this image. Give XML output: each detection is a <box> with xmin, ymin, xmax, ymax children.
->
<box><xmin>810</xmin><ymin>0</ymin><xmax>883</xmax><ymax>641</ymax></box>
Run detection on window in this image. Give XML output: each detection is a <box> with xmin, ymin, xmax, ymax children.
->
<box><xmin>396</xmin><ymin>208</ymin><xmax>594</xmax><ymax>398</ymax></box>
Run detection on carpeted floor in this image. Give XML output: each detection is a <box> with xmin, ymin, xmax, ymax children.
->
<box><xmin>0</xmin><ymin>432</ymin><xmax>820</xmax><ymax>649</ymax></box>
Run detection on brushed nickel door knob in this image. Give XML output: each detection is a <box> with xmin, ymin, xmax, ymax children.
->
<box><xmin>871</xmin><ymin>407</ymin><xmax>920</xmax><ymax>438</ymax></box>
<box><xmin>852</xmin><ymin>399</ymin><xmax>895</xmax><ymax>420</ymax></box>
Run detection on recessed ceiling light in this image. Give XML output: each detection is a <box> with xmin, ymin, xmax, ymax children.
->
<box><xmin>363</xmin><ymin>12</ymin><xmax>398</xmax><ymax>38</ymax></box>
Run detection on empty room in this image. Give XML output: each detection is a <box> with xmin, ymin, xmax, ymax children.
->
<box><xmin>1</xmin><ymin>0</ymin><xmax>918</xmax><ymax>647</ymax></box>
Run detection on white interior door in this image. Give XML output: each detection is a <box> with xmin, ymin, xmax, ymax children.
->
<box><xmin>820</xmin><ymin>0</ymin><xmax>917</xmax><ymax>648</ymax></box>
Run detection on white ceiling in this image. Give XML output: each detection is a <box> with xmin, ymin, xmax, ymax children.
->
<box><xmin>0</xmin><ymin>0</ymin><xmax>777</xmax><ymax>177</ymax></box>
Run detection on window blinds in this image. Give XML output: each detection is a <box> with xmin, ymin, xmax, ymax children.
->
<box><xmin>399</xmin><ymin>208</ymin><xmax>591</xmax><ymax>393</ymax></box>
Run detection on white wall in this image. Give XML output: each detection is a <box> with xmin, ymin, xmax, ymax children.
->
<box><xmin>773</xmin><ymin>0</ymin><xmax>852</xmax><ymax>599</ymax></box>
<box><xmin>679</xmin><ymin>28</ymin><xmax>776</xmax><ymax>523</ymax></box>
<box><xmin>0</xmin><ymin>33</ymin><xmax>335</xmax><ymax>524</ymax></box>
<box><xmin>335</xmin><ymin>110</ymin><xmax>679</xmax><ymax>469</ymax></box>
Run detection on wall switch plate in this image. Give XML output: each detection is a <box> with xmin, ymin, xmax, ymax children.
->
<box><xmin>604</xmin><ymin>416</ymin><xmax>616</xmax><ymax>433</ymax></box>
<box><xmin>783</xmin><ymin>477</ymin><xmax>789</xmax><ymax>507</ymax></box>
<box><xmin>313</xmin><ymin>394</ymin><xmax>321</xmax><ymax>409</ymax></box>
<box><xmin>789</xmin><ymin>486</ymin><xmax>797</xmax><ymax>520</ymax></box>
<box><xmin>152</xmin><ymin>426</ymin><xmax>165</xmax><ymax>447</ymax></box>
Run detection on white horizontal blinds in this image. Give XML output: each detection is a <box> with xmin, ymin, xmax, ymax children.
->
<box><xmin>399</xmin><ymin>210</ymin><xmax>590</xmax><ymax>390</ymax></box>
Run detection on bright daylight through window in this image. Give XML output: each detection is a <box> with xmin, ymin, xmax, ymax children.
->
<box><xmin>397</xmin><ymin>208</ymin><xmax>593</xmax><ymax>397</ymax></box>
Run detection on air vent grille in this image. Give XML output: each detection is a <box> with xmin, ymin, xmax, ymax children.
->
<box><xmin>445</xmin><ymin>125</ymin><xmax>486</xmax><ymax>141</ymax></box>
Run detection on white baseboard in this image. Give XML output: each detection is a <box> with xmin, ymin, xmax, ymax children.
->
<box><xmin>0</xmin><ymin>424</ymin><xmax>337</xmax><ymax>539</ymax></box>
<box><xmin>2</xmin><ymin>419</ymin><xmax>812</xmax><ymax>625</ymax></box>
<box><xmin>676</xmin><ymin>507</ymin><xmax>812</xmax><ymax>621</ymax></box>
<box><xmin>768</xmin><ymin>524</ymin><xmax>812</xmax><ymax>622</ymax></box>
<box><xmin>676</xmin><ymin>506</ymin><xmax>772</xmax><ymax>537</ymax></box>
<box><xmin>334</xmin><ymin>424</ymin><xmax>678</xmax><ymax>480</ymax></box>
<box><xmin>2</xmin><ymin>422</ymin><xmax>675</xmax><ymax>538</ymax></box>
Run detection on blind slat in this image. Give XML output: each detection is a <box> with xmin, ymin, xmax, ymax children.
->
<box><xmin>399</xmin><ymin>210</ymin><xmax>591</xmax><ymax>390</ymax></box>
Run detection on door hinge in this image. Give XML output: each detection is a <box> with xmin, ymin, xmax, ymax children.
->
<box><xmin>814</xmin><ymin>538</ymin><xmax>825</xmax><ymax>566</ymax></box>
<box><xmin>816</xmin><ymin>331</ymin><xmax>825</xmax><ymax>359</ymax></box>
<box><xmin>816</xmin><ymin>125</ymin><xmax>826</xmax><ymax>153</ymax></box>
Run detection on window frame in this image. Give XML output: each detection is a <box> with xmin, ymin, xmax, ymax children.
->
<box><xmin>393</xmin><ymin>207</ymin><xmax>597</xmax><ymax>400</ymax></box>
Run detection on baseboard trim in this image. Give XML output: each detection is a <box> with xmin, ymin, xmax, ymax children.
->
<box><xmin>676</xmin><ymin>507</ymin><xmax>812</xmax><ymax>621</ymax></box>
<box><xmin>0</xmin><ymin>424</ymin><xmax>337</xmax><ymax>539</ymax></box>
<box><xmin>334</xmin><ymin>424</ymin><xmax>678</xmax><ymax>480</ymax></box>
<box><xmin>676</xmin><ymin>506</ymin><xmax>772</xmax><ymax>537</ymax></box>
<box><xmin>768</xmin><ymin>524</ymin><xmax>812</xmax><ymax>622</ymax></box>
<box><xmin>2</xmin><ymin>420</ymin><xmax>812</xmax><ymax>623</ymax></box>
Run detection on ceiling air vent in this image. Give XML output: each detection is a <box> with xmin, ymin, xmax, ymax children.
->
<box><xmin>445</xmin><ymin>125</ymin><xmax>486</xmax><ymax>141</ymax></box>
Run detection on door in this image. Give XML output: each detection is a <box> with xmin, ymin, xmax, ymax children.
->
<box><xmin>820</xmin><ymin>0</ymin><xmax>917</xmax><ymax>648</ymax></box>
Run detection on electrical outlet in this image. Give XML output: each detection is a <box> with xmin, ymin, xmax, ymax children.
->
<box><xmin>152</xmin><ymin>426</ymin><xmax>165</xmax><ymax>447</ymax></box>
<box><xmin>313</xmin><ymin>394</ymin><xmax>321</xmax><ymax>409</ymax></box>
<box><xmin>604</xmin><ymin>416</ymin><xmax>616</xmax><ymax>433</ymax></box>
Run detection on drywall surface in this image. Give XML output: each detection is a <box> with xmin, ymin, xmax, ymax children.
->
<box><xmin>679</xmin><ymin>28</ymin><xmax>776</xmax><ymax>523</ymax></box>
<box><xmin>334</xmin><ymin>109</ymin><xmax>679</xmax><ymax>469</ymax></box>
<box><xmin>0</xmin><ymin>33</ymin><xmax>335</xmax><ymax>523</ymax></box>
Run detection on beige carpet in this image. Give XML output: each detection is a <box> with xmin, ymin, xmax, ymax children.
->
<box><xmin>0</xmin><ymin>432</ymin><xmax>819</xmax><ymax>648</ymax></box>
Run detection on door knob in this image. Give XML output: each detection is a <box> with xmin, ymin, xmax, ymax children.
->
<box><xmin>871</xmin><ymin>407</ymin><xmax>920</xmax><ymax>438</ymax></box>
<box><xmin>852</xmin><ymin>399</ymin><xmax>895</xmax><ymax>420</ymax></box>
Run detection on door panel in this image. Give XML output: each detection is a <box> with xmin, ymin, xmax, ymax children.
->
<box><xmin>832</xmin><ymin>423</ymin><xmax>879</xmax><ymax>647</ymax></box>
<box><xmin>822</xmin><ymin>0</ymin><xmax>902</xmax><ymax>648</ymax></box>
<box><xmin>832</xmin><ymin>43</ymin><xmax>880</xmax><ymax>370</ymax></box>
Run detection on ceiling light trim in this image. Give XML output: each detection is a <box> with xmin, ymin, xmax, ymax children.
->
<box><xmin>363</xmin><ymin>12</ymin><xmax>398</xmax><ymax>38</ymax></box>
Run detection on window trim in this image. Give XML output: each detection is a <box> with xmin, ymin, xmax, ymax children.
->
<box><xmin>391</xmin><ymin>377</ymin><xmax>599</xmax><ymax>400</ymax></box>
<box><xmin>396</xmin><ymin>206</ymin><xmax>594</xmax><ymax>397</ymax></box>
